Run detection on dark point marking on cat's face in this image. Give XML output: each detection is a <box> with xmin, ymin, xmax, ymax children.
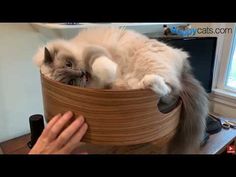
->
<box><xmin>44</xmin><ymin>44</ymin><xmax>92</xmax><ymax>87</ymax></box>
<box><xmin>53</xmin><ymin>68</ymin><xmax>89</xmax><ymax>87</ymax></box>
<box><xmin>44</xmin><ymin>47</ymin><xmax>53</xmax><ymax>65</ymax></box>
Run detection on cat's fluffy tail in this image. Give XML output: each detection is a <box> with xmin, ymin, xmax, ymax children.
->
<box><xmin>168</xmin><ymin>61</ymin><xmax>208</xmax><ymax>154</ymax></box>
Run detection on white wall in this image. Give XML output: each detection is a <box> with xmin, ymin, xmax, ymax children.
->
<box><xmin>0</xmin><ymin>24</ymin><xmax>47</xmax><ymax>142</ymax></box>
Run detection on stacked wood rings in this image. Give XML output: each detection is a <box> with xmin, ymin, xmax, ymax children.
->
<box><xmin>41</xmin><ymin>73</ymin><xmax>181</xmax><ymax>146</ymax></box>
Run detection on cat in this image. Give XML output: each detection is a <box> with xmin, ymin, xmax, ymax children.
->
<box><xmin>34</xmin><ymin>27</ymin><xmax>208</xmax><ymax>154</ymax></box>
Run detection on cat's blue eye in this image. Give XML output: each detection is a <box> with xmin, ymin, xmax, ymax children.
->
<box><xmin>68</xmin><ymin>79</ymin><xmax>76</xmax><ymax>85</ymax></box>
<box><xmin>66</xmin><ymin>61</ymin><xmax>73</xmax><ymax>68</ymax></box>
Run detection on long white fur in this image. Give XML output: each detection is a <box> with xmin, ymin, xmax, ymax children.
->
<box><xmin>91</xmin><ymin>56</ymin><xmax>117</xmax><ymax>86</ymax></box>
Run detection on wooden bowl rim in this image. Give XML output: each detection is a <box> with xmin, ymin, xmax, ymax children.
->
<box><xmin>40</xmin><ymin>72</ymin><xmax>157</xmax><ymax>94</ymax></box>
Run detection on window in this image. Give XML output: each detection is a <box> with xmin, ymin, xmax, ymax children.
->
<box><xmin>226</xmin><ymin>30</ymin><xmax>236</xmax><ymax>90</ymax></box>
<box><xmin>205</xmin><ymin>23</ymin><xmax>236</xmax><ymax>117</ymax></box>
<box><xmin>213</xmin><ymin>23</ymin><xmax>236</xmax><ymax>97</ymax></box>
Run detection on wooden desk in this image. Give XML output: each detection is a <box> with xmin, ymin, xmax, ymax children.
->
<box><xmin>1</xmin><ymin>117</ymin><xmax>236</xmax><ymax>154</ymax></box>
<box><xmin>0</xmin><ymin>134</ymin><xmax>30</xmax><ymax>154</ymax></box>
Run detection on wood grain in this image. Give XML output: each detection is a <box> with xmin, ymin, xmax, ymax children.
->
<box><xmin>41</xmin><ymin>73</ymin><xmax>181</xmax><ymax>149</ymax></box>
<box><xmin>0</xmin><ymin>134</ymin><xmax>30</xmax><ymax>154</ymax></box>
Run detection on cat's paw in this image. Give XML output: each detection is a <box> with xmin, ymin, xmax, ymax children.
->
<box><xmin>139</xmin><ymin>74</ymin><xmax>171</xmax><ymax>96</ymax></box>
<box><xmin>92</xmin><ymin>56</ymin><xmax>117</xmax><ymax>85</ymax></box>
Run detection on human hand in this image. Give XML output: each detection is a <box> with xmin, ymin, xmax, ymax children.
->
<box><xmin>29</xmin><ymin>111</ymin><xmax>88</xmax><ymax>154</ymax></box>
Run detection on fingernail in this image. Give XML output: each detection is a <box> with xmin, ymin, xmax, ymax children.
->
<box><xmin>65</xmin><ymin>111</ymin><xmax>73</xmax><ymax>117</ymax></box>
<box><xmin>83</xmin><ymin>123</ymin><xmax>88</xmax><ymax>129</ymax></box>
<box><xmin>76</xmin><ymin>116</ymin><xmax>84</xmax><ymax>123</ymax></box>
<box><xmin>56</xmin><ymin>113</ymin><xmax>62</xmax><ymax>117</ymax></box>
<box><xmin>78</xmin><ymin>115</ymin><xmax>84</xmax><ymax>120</ymax></box>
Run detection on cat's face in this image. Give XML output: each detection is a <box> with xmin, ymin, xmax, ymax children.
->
<box><xmin>42</xmin><ymin>46</ymin><xmax>90</xmax><ymax>87</ymax></box>
<box><xmin>35</xmin><ymin>40</ymin><xmax>113</xmax><ymax>88</ymax></box>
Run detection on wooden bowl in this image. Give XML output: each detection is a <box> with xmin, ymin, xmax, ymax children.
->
<box><xmin>40</xmin><ymin>73</ymin><xmax>181</xmax><ymax>146</ymax></box>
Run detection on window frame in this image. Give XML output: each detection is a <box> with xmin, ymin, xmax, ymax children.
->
<box><xmin>212</xmin><ymin>23</ymin><xmax>236</xmax><ymax>98</ymax></box>
<box><xmin>225</xmin><ymin>27</ymin><xmax>236</xmax><ymax>91</ymax></box>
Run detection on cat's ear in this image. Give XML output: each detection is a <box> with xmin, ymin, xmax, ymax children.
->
<box><xmin>44</xmin><ymin>47</ymin><xmax>53</xmax><ymax>64</ymax></box>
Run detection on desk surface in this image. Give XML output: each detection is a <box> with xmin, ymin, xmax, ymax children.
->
<box><xmin>1</xmin><ymin>117</ymin><xmax>236</xmax><ymax>154</ymax></box>
<box><xmin>199</xmin><ymin>117</ymin><xmax>236</xmax><ymax>154</ymax></box>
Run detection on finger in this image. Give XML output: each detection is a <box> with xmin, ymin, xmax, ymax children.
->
<box><xmin>40</xmin><ymin>113</ymin><xmax>61</xmax><ymax>138</ymax></box>
<box><xmin>47</xmin><ymin>111</ymin><xmax>74</xmax><ymax>141</ymax></box>
<box><xmin>55</xmin><ymin>115</ymin><xmax>85</xmax><ymax>148</ymax></box>
<box><xmin>61</xmin><ymin>123</ymin><xmax>88</xmax><ymax>153</ymax></box>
